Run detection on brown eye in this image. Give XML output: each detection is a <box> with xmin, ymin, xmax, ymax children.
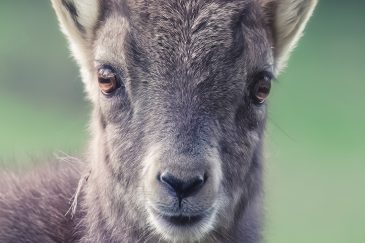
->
<box><xmin>97</xmin><ymin>66</ymin><xmax>118</xmax><ymax>94</ymax></box>
<box><xmin>253</xmin><ymin>72</ymin><xmax>273</xmax><ymax>104</ymax></box>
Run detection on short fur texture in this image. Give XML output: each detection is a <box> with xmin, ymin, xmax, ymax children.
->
<box><xmin>0</xmin><ymin>0</ymin><xmax>317</xmax><ymax>242</ymax></box>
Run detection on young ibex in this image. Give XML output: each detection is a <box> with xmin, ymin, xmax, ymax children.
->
<box><xmin>0</xmin><ymin>0</ymin><xmax>317</xmax><ymax>242</ymax></box>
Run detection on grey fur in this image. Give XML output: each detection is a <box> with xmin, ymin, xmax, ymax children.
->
<box><xmin>0</xmin><ymin>0</ymin><xmax>317</xmax><ymax>242</ymax></box>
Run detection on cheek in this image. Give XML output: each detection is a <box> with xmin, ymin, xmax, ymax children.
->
<box><xmin>255</xmin><ymin>105</ymin><xmax>267</xmax><ymax>123</ymax></box>
<box><xmin>218</xmin><ymin>105</ymin><xmax>266</xmax><ymax>186</ymax></box>
<box><xmin>235</xmin><ymin>102</ymin><xmax>267</xmax><ymax>134</ymax></box>
<box><xmin>98</xmin><ymin>91</ymin><xmax>132</xmax><ymax>124</ymax></box>
<box><xmin>140</xmin><ymin>144</ymin><xmax>164</xmax><ymax>203</ymax></box>
<box><xmin>103</xmin><ymin>123</ymin><xmax>147</xmax><ymax>197</ymax></box>
<box><xmin>238</xmin><ymin>104</ymin><xmax>266</xmax><ymax>150</ymax></box>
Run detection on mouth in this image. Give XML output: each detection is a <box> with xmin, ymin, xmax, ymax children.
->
<box><xmin>160</xmin><ymin>213</ymin><xmax>204</xmax><ymax>226</ymax></box>
<box><xmin>149</xmin><ymin>206</ymin><xmax>213</xmax><ymax>227</ymax></box>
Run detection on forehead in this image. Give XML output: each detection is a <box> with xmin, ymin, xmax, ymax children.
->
<box><xmin>98</xmin><ymin>0</ymin><xmax>272</xmax><ymax>74</ymax></box>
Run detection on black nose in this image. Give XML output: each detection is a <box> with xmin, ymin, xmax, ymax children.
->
<box><xmin>159</xmin><ymin>172</ymin><xmax>206</xmax><ymax>199</ymax></box>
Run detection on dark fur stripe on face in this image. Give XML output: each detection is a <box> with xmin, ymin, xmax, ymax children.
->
<box><xmin>61</xmin><ymin>0</ymin><xmax>86</xmax><ymax>33</ymax></box>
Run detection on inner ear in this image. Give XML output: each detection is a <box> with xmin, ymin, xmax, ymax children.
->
<box><xmin>52</xmin><ymin>0</ymin><xmax>103</xmax><ymax>101</ymax></box>
<box><xmin>52</xmin><ymin>0</ymin><xmax>101</xmax><ymax>44</ymax></box>
<box><xmin>260</xmin><ymin>0</ymin><xmax>318</xmax><ymax>74</ymax></box>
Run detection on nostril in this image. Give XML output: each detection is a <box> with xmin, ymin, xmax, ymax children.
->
<box><xmin>159</xmin><ymin>172</ymin><xmax>183</xmax><ymax>195</ymax></box>
<box><xmin>190</xmin><ymin>175</ymin><xmax>204</xmax><ymax>189</ymax></box>
<box><xmin>159</xmin><ymin>172</ymin><xmax>206</xmax><ymax>199</ymax></box>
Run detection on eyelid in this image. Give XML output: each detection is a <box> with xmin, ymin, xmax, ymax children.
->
<box><xmin>95</xmin><ymin>62</ymin><xmax>125</xmax><ymax>78</ymax></box>
<box><xmin>96</xmin><ymin>63</ymin><xmax>116</xmax><ymax>71</ymax></box>
<box><xmin>94</xmin><ymin>60</ymin><xmax>117</xmax><ymax>70</ymax></box>
<box><xmin>94</xmin><ymin>60</ymin><xmax>104</xmax><ymax>69</ymax></box>
<box><xmin>258</xmin><ymin>71</ymin><xmax>275</xmax><ymax>81</ymax></box>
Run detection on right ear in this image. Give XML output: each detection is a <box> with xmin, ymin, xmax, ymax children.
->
<box><xmin>51</xmin><ymin>0</ymin><xmax>101</xmax><ymax>96</ymax></box>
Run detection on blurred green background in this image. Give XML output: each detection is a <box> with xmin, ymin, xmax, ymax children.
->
<box><xmin>0</xmin><ymin>1</ymin><xmax>364</xmax><ymax>242</ymax></box>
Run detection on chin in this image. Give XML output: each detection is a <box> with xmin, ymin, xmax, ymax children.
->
<box><xmin>147</xmin><ymin>206</ymin><xmax>218</xmax><ymax>242</ymax></box>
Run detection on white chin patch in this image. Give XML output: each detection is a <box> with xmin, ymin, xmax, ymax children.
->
<box><xmin>146</xmin><ymin>206</ymin><xmax>218</xmax><ymax>242</ymax></box>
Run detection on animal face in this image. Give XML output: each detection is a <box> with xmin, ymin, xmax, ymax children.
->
<box><xmin>93</xmin><ymin>1</ymin><xmax>272</xmax><ymax>240</ymax></box>
<box><xmin>52</xmin><ymin>0</ymin><xmax>317</xmax><ymax>241</ymax></box>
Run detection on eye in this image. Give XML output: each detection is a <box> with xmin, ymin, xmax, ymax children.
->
<box><xmin>97</xmin><ymin>65</ymin><xmax>119</xmax><ymax>94</ymax></box>
<box><xmin>252</xmin><ymin>72</ymin><xmax>273</xmax><ymax>104</ymax></box>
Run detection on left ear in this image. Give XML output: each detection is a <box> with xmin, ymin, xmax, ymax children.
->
<box><xmin>51</xmin><ymin>0</ymin><xmax>101</xmax><ymax>100</ymax></box>
<box><xmin>261</xmin><ymin>0</ymin><xmax>318</xmax><ymax>74</ymax></box>
<box><xmin>51</xmin><ymin>0</ymin><xmax>100</xmax><ymax>67</ymax></box>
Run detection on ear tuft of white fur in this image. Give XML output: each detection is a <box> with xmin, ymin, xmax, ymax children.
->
<box><xmin>51</xmin><ymin>0</ymin><xmax>100</xmax><ymax>100</ymax></box>
<box><xmin>264</xmin><ymin>0</ymin><xmax>318</xmax><ymax>74</ymax></box>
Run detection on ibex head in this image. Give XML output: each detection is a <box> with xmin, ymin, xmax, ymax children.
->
<box><xmin>52</xmin><ymin>0</ymin><xmax>316</xmax><ymax>241</ymax></box>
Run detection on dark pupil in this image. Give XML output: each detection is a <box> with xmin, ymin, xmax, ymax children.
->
<box><xmin>254</xmin><ymin>77</ymin><xmax>271</xmax><ymax>103</ymax></box>
<box><xmin>258</xmin><ymin>82</ymin><xmax>270</xmax><ymax>95</ymax></box>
